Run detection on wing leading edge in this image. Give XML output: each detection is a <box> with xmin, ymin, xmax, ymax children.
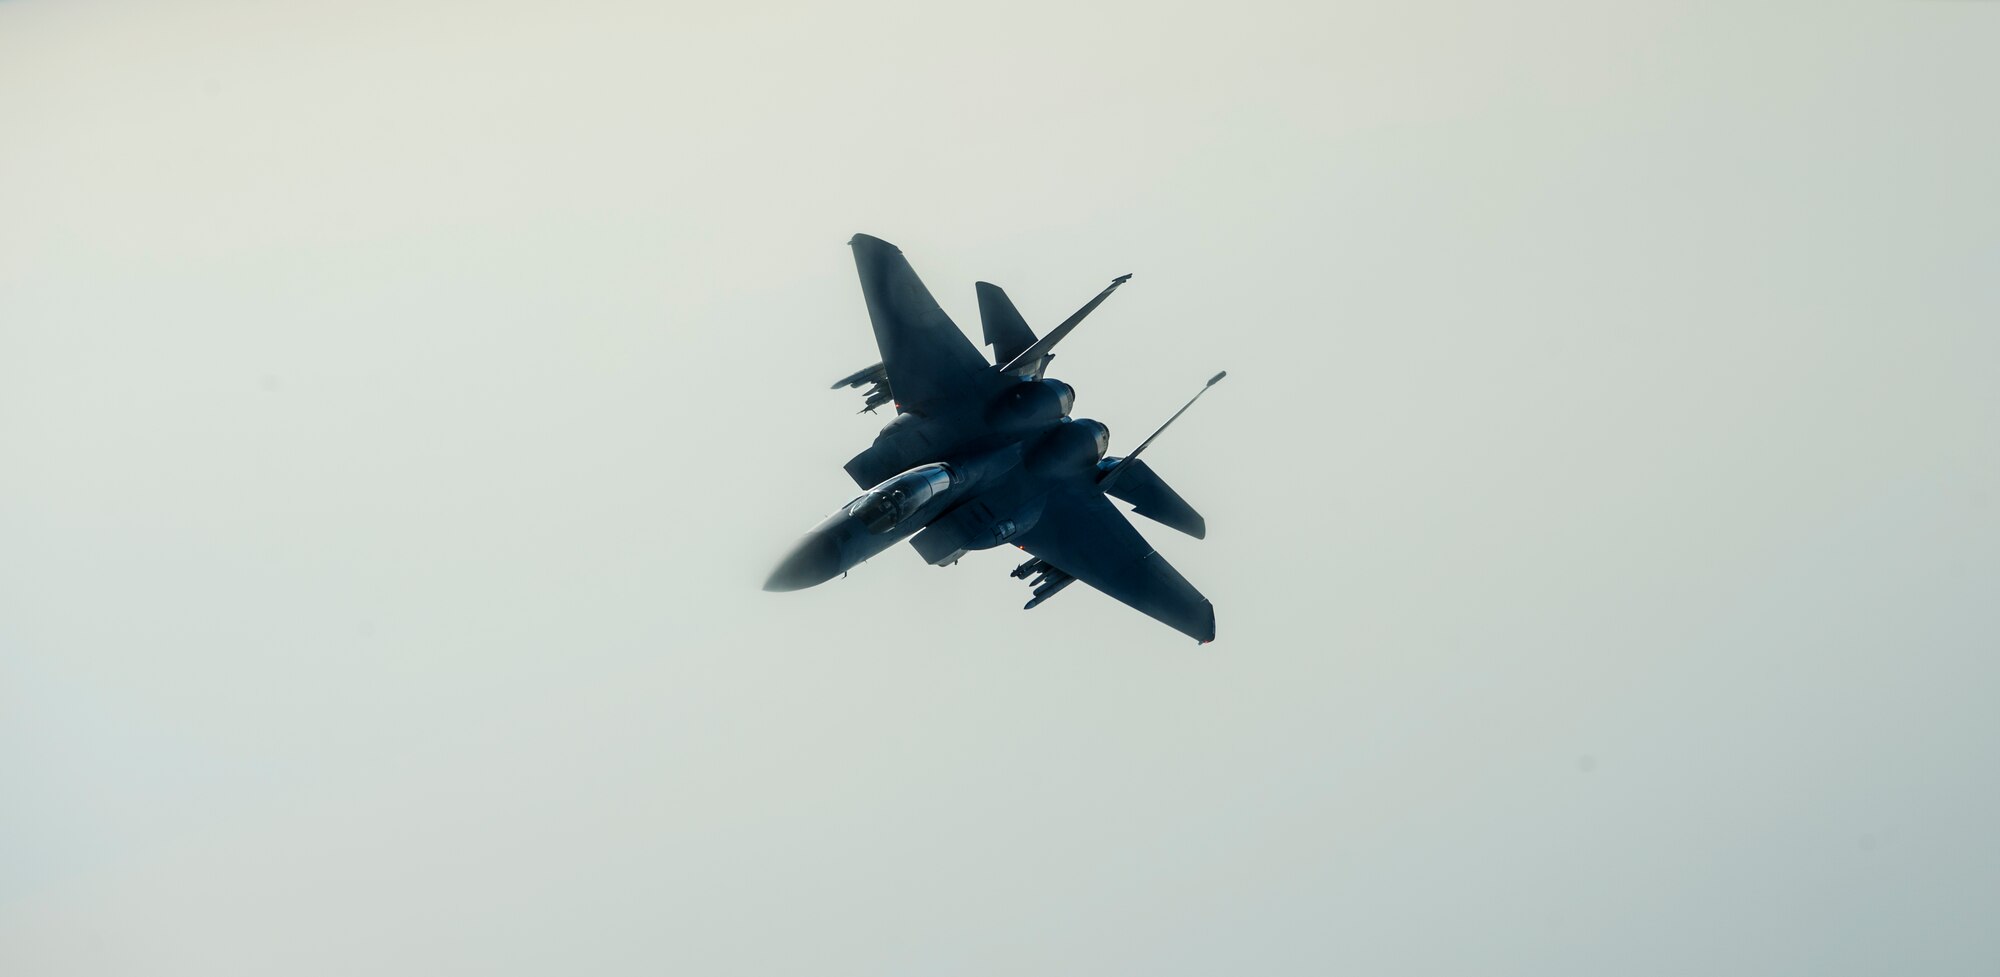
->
<box><xmin>1014</xmin><ymin>487</ymin><xmax>1216</xmax><ymax>643</ymax></box>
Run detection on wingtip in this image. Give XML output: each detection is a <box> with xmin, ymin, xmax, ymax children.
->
<box><xmin>848</xmin><ymin>233</ymin><xmax>901</xmax><ymax>254</ymax></box>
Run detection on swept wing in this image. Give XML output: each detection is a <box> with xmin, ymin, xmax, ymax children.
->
<box><xmin>849</xmin><ymin>234</ymin><xmax>993</xmax><ymax>413</ymax></box>
<box><xmin>1015</xmin><ymin>486</ymin><xmax>1216</xmax><ymax>643</ymax></box>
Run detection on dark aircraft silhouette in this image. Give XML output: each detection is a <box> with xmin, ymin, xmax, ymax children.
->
<box><xmin>764</xmin><ymin>234</ymin><xmax>1223</xmax><ymax>643</ymax></box>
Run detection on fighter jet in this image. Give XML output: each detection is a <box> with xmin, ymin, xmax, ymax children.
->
<box><xmin>764</xmin><ymin>234</ymin><xmax>1223</xmax><ymax>643</ymax></box>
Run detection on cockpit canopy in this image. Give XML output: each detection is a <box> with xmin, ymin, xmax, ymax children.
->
<box><xmin>845</xmin><ymin>464</ymin><xmax>954</xmax><ymax>533</ymax></box>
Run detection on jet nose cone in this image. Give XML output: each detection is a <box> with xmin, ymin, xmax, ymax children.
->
<box><xmin>763</xmin><ymin>533</ymin><xmax>843</xmax><ymax>592</ymax></box>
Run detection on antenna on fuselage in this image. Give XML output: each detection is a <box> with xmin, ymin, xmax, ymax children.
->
<box><xmin>1097</xmin><ymin>371</ymin><xmax>1226</xmax><ymax>491</ymax></box>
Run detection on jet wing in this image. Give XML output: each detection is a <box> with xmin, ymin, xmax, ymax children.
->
<box><xmin>850</xmin><ymin>234</ymin><xmax>993</xmax><ymax>414</ymax></box>
<box><xmin>1015</xmin><ymin>487</ymin><xmax>1216</xmax><ymax>643</ymax></box>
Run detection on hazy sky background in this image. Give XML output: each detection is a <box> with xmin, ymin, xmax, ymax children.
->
<box><xmin>3</xmin><ymin>1</ymin><xmax>1995</xmax><ymax>974</ymax></box>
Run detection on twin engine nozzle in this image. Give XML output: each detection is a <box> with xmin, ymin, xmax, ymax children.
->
<box><xmin>1024</xmin><ymin>417</ymin><xmax>1110</xmax><ymax>474</ymax></box>
<box><xmin>984</xmin><ymin>377</ymin><xmax>1076</xmax><ymax>437</ymax></box>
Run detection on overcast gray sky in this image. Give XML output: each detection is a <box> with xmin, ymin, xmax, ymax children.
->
<box><xmin>3</xmin><ymin>1</ymin><xmax>1996</xmax><ymax>974</ymax></box>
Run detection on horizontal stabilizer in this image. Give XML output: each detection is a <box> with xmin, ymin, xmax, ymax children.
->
<box><xmin>1096</xmin><ymin>458</ymin><xmax>1206</xmax><ymax>539</ymax></box>
<box><xmin>976</xmin><ymin>283</ymin><xmax>1037</xmax><ymax>367</ymax></box>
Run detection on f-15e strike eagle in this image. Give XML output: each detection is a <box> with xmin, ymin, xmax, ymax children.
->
<box><xmin>762</xmin><ymin>233</ymin><xmax>1224</xmax><ymax>643</ymax></box>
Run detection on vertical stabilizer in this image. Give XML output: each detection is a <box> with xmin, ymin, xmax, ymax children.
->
<box><xmin>997</xmin><ymin>274</ymin><xmax>1133</xmax><ymax>376</ymax></box>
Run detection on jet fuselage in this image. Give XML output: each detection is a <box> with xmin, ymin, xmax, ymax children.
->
<box><xmin>763</xmin><ymin>418</ymin><xmax>1112</xmax><ymax>592</ymax></box>
<box><xmin>765</xmin><ymin>232</ymin><xmax>1220</xmax><ymax>643</ymax></box>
